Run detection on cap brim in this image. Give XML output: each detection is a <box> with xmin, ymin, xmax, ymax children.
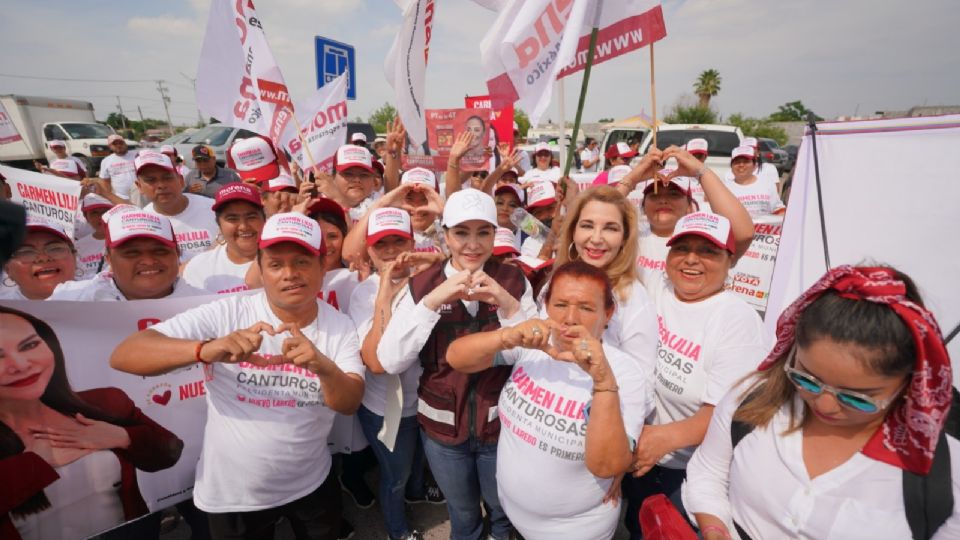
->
<box><xmin>526</xmin><ymin>197</ymin><xmax>557</xmax><ymax>209</ymax></box>
<box><xmin>265</xmin><ymin>183</ymin><xmax>298</xmax><ymax>193</ymax></box>
<box><xmin>108</xmin><ymin>233</ymin><xmax>177</xmax><ymax>250</ymax></box>
<box><xmin>643</xmin><ymin>180</ymin><xmax>686</xmax><ymax>195</ymax></box>
<box><xmin>667</xmin><ymin>230</ymin><xmax>734</xmax><ymax>254</ymax></box>
<box><xmin>82</xmin><ymin>203</ymin><xmax>114</xmax><ymax>212</ymax></box>
<box><xmin>237</xmin><ymin>163</ymin><xmax>281</xmax><ymax>182</ymax></box>
<box><xmin>258</xmin><ymin>236</ymin><xmax>323</xmax><ymax>256</ymax></box>
<box><xmin>26</xmin><ymin>224</ymin><xmax>74</xmax><ymax>246</ymax></box>
<box><xmin>366</xmin><ymin>229</ymin><xmax>413</xmax><ymax>246</ymax></box>
<box><xmin>136</xmin><ymin>163</ymin><xmax>176</xmax><ymax>175</ymax></box>
<box><xmin>336</xmin><ymin>163</ymin><xmax>375</xmax><ymax>174</ymax></box>
<box><xmin>307</xmin><ymin>198</ymin><xmax>347</xmax><ymax>222</ymax></box>
<box><xmin>212</xmin><ymin>194</ymin><xmax>264</xmax><ymax>212</ymax></box>
<box><xmin>688</xmin><ymin>149</ymin><xmax>708</xmax><ymax>156</ymax></box>
<box><xmin>492</xmin><ymin>245</ymin><xmax>520</xmax><ymax>256</ymax></box>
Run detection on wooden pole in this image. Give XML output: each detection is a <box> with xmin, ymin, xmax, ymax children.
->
<box><xmin>291</xmin><ymin>115</ymin><xmax>320</xmax><ymax>181</ymax></box>
<box><xmin>650</xmin><ymin>42</ymin><xmax>658</xmax><ymax>193</ymax></box>
<box><xmin>562</xmin><ymin>27</ymin><xmax>601</xmax><ymax>180</ymax></box>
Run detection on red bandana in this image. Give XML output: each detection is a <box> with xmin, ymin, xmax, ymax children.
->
<box><xmin>759</xmin><ymin>266</ymin><xmax>952</xmax><ymax>475</ymax></box>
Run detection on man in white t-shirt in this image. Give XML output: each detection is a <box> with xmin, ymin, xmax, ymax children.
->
<box><xmin>75</xmin><ymin>193</ymin><xmax>114</xmax><ymax>279</ymax></box>
<box><xmin>98</xmin><ymin>134</ymin><xmax>139</xmax><ymax>201</ymax></box>
<box><xmin>110</xmin><ymin>212</ymin><xmax>365</xmax><ymax>539</ymax></box>
<box><xmin>137</xmin><ymin>150</ymin><xmax>219</xmax><ymax>261</ymax></box>
<box><xmin>579</xmin><ymin>137</ymin><xmax>600</xmax><ymax>173</ymax></box>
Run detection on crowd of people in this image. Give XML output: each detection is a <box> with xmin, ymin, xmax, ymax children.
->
<box><xmin>0</xmin><ymin>119</ymin><xmax>957</xmax><ymax>540</ymax></box>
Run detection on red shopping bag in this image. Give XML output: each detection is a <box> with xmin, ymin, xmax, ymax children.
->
<box><xmin>639</xmin><ymin>494</ymin><xmax>699</xmax><ymax>540</ymax></box>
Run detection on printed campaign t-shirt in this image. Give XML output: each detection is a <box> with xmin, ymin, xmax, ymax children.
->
<box><xmin>181</xmin><ymin>244</ymin><xmax>251</xmax><ymax>294</ymax></box>
<box><xmin>723</xmin><ymin>178</ymin><xmax>785</xmax><ymax>218</ymax></box>
<box><xmin>150</xmin><ymin>292</ymin><xmax>364</xmax><ymax>512</ymax></box>
<box><xmin>647</xmin><ymin>271</ymin><xmax>768</xmax><ymax>468</ymax></box>
<box><xmin>75</xmin><ymin>234</ymin><xmax>106</xmax><ymax>280</ymax></box>
<box><xmin>638</xmin><ymin>229</ymin><xmax>669</xmax><ymax>293</ymax></box>
<box><xmin>98</xmin><ymin>151</ymin><xmax>139</xmax><ymax>199</ymax></box>
<box><xmin>495</xmin><ymin>344</ymin><xmax>653</xmax><ymax>539</ymax></box>
<box><xmin>320</xmin><ymin>268</ymin><xmax>359</xmax><ymax>314</ymax></box>
<box><xmin>521</xmin><ymin>167</ymin><xmax>561</xmax><ymax>184</ymax></box>
<box><xmin>144</xmin><ymin>194</ymin><xmax>218</xmax><ymax>262</ymax></box>
<box><xmin>47</xmin><ymin>273</ymin><xmax>206</xmax><ymax>301</ymax></box>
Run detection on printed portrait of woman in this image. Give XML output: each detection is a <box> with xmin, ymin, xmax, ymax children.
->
<box><xmin>0</xmin><ymin>305</ymin><xmax>184</xmax><ymax>540</ymax></box>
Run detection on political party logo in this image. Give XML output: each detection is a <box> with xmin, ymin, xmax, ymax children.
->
<box><xmin>146</xmin><ymin>382</ymin><xmax>173</xmax><ymax>407</ymax></box>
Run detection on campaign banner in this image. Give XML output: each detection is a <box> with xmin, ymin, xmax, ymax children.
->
<box><xmin>404</xmin><ymin>109</ymin><xmax>495</xmax><ymax>172</ymax></box>
<box><xmin>465</xmin><ymin>95</ymin><xmax>514</xmax><ymax>151</ymax></box>
<box><xmin>0</xmin><ymin>296</ymin><xmax>216</xmax><ymax>539</ymax></box>
<box><xmin>1</xmin><ymin>164</ymin><xmax>82</xmax><ymax>238</ymax></box>
<box><xmin>196</xmin><ymin>0</ymin><xmax>295</xmax><ymax>151</ymax></box>
<box><xmin>728</xmin><ymin>215</ymin><xmax>783</xmax><ymax>316</ymax></box>
<box><xmin>0</xmin><ymin>101</ymin><xmax>23</xmax><ymax>145</ymax></box>
<box><xmin>385</xmin><ymin>0</ymin><xmax>436</xmax><ymax>145</ymax></box>
<box><xmin>280</xmin><ymin>73</ymin><xmax>349</xmax><ymax>173</ymax></box>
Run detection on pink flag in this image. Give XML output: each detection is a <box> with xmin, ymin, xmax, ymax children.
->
<box><xmin>195</xmin><ymin>0</ymin><xmax>295</xmax><ymax>150</ymax></box>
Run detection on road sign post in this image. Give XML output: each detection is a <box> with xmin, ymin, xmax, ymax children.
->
<box><xmin>315</xmin><ymin>36</ymin><xmax>356</xmax><ymax>100</ymax></box>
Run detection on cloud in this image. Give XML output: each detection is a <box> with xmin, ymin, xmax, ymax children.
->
<box><xmin>127</xmin><ymin>16</ymin><xmax>201</xmax><ymax>37</ymax></box>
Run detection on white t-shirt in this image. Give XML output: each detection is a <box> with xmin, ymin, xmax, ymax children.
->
<box><xmin>48</xmin><ymin>273</ymin><xmax>206</xmax><ymax>301</ymax></box>
<box><xmin>580</xmin><ymin>147</ymin><xmax>599</xmax><ymax>173</ymax></box>
<box><xmin>75</xmin><ymin>234</ymin><xmax>106</xmax><ymax>280</ymax></box>
<box><xmin>348</xmin><ymin>275</ymin><xmax>422</xmax><ymax>417</ymax></box>
<box><xmin>723</xmin><ymin>177</ymin><xmax>785</xmax><ymax>218</ymax></box>
<box><xmin>647</xmin><ymin>272</ymin><xmax>768</xmax><ymax>468</ymax></box>
<box><xmin>150</xmin><ymin>292</ymin><xmax>364</xmax><ymax>512</ymax></box>
<box><xmin>144</xmin><ymin>194</ymin><xmax>218</xmax><ymax>262</ymax></box>
<box><xmin>496</xmin><ymin>344</ymin><xmax>653</xmax><ymax>539</ymax></box>
<box><xmin>98</xmin><ymin>151</ymin><xmax>138</xmax><ymax>199</ymax></box>
<box><xmin>0</xmin><ymin>285</ymin><xmax>28</xmax><ymax>300</ymax></box>
<box><xmin>320</xmin><ymin>268</ymin><xmax>359</xmax><ymax>314</ymax></box>
<box><xmin>724</xmin><ymin>162</ymin><xmax>779</xmax><ymax>185</ymax></box>
<box><xmin>181</xmin><ymin>244</ymin><xmax>251</xmax><ymax>294</ymax></box>
<box><xmin>521</xmin><ymin>167</ymin><xmax>561</xmax><ymax>184</ymax></box>
<box><xmin>638</xmin><ymin>230</ymin><xmax>669</xmax><ymax>293</ymax></box>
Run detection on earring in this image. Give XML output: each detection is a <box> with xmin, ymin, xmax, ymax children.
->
<box><xmin>216</xmin><ymin>232</ymin><xmax>225</xmax><ymax>245</ymax></box>
<box><xmin>568</xmin><ymin>243</ymin><xmax>578</xmax><ymax>260</ymax></box>
<box><xmin>2</xmin><ymin>277</ymin><xmax>15</xmax><ymax>288</ymax></box>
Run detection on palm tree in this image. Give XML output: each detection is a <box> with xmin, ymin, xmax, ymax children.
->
<box><xmin>694</xmin><ymin>69</ymin><xmax>722</xmax><ymax>108</ymax></box>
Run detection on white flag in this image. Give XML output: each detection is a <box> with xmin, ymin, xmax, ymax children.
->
<box><xmin>0</xmin><ymin>101</ymin><xmax>22</xmax><ymax>145</ymax></box>
<box><xmin>279</xmin><ymin>73</ymin><xmax>349</xmax><ymax>172</ymax></box>
<box><xmin>384</xmin><ymin>0</ymin><xmax>436</xmax><ymax>145</ymax></box>
<box><xmin>195</xmin><ymin>0</ymin><xmax>294</xmax><ymax>147</ymax></box>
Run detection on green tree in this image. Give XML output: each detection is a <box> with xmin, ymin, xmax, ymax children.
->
<box><xmin>769</xmin><ymin>100</ymin><xmax>823</xmax><ymax>122</ymax></box>
<box><xmin>693</xmin><ymin>69</ymin><xmax>722</xmax><ymax>108</ymax></box>
<box><xmin>514</xmin><ymin>108</ymin><xmax>531</xmax><ymax>140</ymax></box>
<box><xmin>728</xmin><ymin>113</ymin><xmax>788</xmax><ymax>145</ymax></box>
<box><xmin>105</xmin><ymin>112</ymin><xmax>132</xmax><ymax>130</ymax></box>
<box><xmin>663</xmin><ymin>104</ymin><xmax>718</xmax><ymax>124</ymax></box>
<box><xmin>598</xmin><ymin>117</ymin><xmax>614</xmax><ymax>123</ymax></box>
<box><xmin>368</xmin><ymin>102</ymin><xmax>398</xmax><ymax>133</ymax></box>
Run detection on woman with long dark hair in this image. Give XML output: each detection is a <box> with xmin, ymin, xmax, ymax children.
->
<box><xmin>0</xmin><ymin>305</ymin><xmax>183</xmax><ymax>540</ymax></box>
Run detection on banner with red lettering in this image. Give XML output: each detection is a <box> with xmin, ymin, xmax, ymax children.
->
<box><xmin>0</xmin><ymin>296</ymin><xmax>215</xmax><ymax>539</ymax></box>
<box><xmin>196</xmin><ymin>0</ymin><xmax>295</xmax><ymax>151</ymax></box>
<box><xmin>1</xmin><ymin>164</ymin><xmax>82</xmax><ymax>238</ymax></box>
<box><xmin>403</xmin><ymin>108</ymin><xmax>494</xmax><ymax>172</ymax></box>
<box><xmin>384</xmin><ymin>0</ymin><xmax>435</xmax><ymax>145</ymax></box>
<box><xmin>279</xmin><ymin>73</ymin><xmax>349</xmax><ymax>172</ymax></box>
<box><xmin>727</xmin><ymin>215</ymin><xmax>783</xmax><ymax>316</ymax></box>
<box><xmin>465</xmin><ymin>95</ymin><xmax>514</xmax><ymax>151</ymax></box>
<box><xmin>0</xmin><ymin>101</ymin><xmax>23</xmax><ymax>144</ymax></box>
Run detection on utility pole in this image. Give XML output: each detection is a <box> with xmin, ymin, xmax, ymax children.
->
<box><xmin>156</xmin><ymin>80</ymin><xmax>175</xmax><ymax>136</ymax></box>
<box><xmin>137</xmin><ymin>106</ymin><xmax>145</xmax><ymax>124</ymax></box>
<box><xmin>115</xmin><ymin>96</ymin><xmax>127</xmax><ymax>131</ymax></box>
<box><xmin>180</xmin><ymin>72</ymin><xmax>204</xmax><ymax>127</ymax></box>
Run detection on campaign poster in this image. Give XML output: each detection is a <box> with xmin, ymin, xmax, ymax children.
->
<box><xmin>1</xmin><ymin>164</ymin><xmax>82</xmax><ymax>238</ymax></box>
<box><xmin>465</xmin><ymin>95</ymin><xmax>514</xmax><ymax>151</ymax></box>
<box><xmin>409</xmin><ymin>108</ymin><xmax>494</xmax><ymax>172</ymax></box>
<box><xmin>728</xmin><ymin>215</ymin><xmax>783</xmax><ymax>316</ymax></box>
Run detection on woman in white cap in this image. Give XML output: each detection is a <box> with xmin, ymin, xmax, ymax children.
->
<box><xmin>725</xmin><ymin>144</ymin><xmax>785</xmax><ymax>218</ymax></box>
<box><xmin>621</xmin><ymin>209</ymin><xmax>766</xmax><ymax>539</ymax></box>
<box><xmin>76</xmin><ymin>194</ymin><xmax>115</xmax><ymax>280</ymax></box>
<box><xmin>181</xmin><ymin>183</ymin><xmax>265</xmax><ymax>294</ymax></box>
<box><xmin>447</xmin><ymin>260</ymin><xmax>654</xmax><ymax>540</ymax></box>
<box><xmin>377</xmin><ymin>189</ymin><xmax>538</xmax><ymax>540</ymax></box>
<box><xmin>0</xmin><ymin>218</ymin><xmax>78</xmax><ymax>300</ymax></box>
<box><xmin>520</xmin><ymin>143</ymin><xmax>561</xmax><ymax>184</ymax></box>
<box><xmin>725</xmin><ymin>137</ymin><xmax>780</xmax><ymax>186</ymax></box>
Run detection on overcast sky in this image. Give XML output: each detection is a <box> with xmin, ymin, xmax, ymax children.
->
<box><xmin>2</xmin><ymin>0</ymin><xmax>958</xmax><ymax>128</ymax></box>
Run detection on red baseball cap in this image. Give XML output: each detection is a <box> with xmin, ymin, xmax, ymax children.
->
<box><xmin>334</xmin><ymin>145</ymin><xmax>375</xmax><ymax>174</ymax></box>
<box><xmin>307</xmin><ymin>197</ymin><xmax>347</xmax><ymax>223</ymax></box>
<box><xmin>259</xmin><ymin>212</ymin><xmax>325</xmax><ymax>256</ymax></box>
<box><xmin>366</xmin><ymin>207</ymin><xmax>413</xmax><ymax>246</ymax></box>
<box><xmin>605</xmin><ymin>142</ymin><xmax>637</xmax><ymax>160</ymax></box>
<box><xmin>228</xmin><ymin>136</ymin><xmax>281</xmax><ymax>182</ymax></box>
<box><xmin>212</xmin><ymin>182</ymin><xmax>264</xmax><ymax>211</ymax></box>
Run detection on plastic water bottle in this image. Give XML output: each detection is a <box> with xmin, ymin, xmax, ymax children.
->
<box><xmin>510</xmin><ymin>208</ymin><xmax>548</xmax><ymax>243</ymax></box>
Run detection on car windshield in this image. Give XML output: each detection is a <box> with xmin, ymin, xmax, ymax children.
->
<box><xmin>184</xmin><ymin>126</ymin><xmax>232</xmax><ymax>146</ymax></box>
<box><xmin>761</xmin><ymin>138</ymin><xmax>781</xmax><ymax>150</ymax></box>
<box><xmin>60</xmin><ymin>123</ymin><xmax>114</xmax><ymax>139</ymax></box>
<box><xmin>651</xmin><ymin>130</ymin><xmax>741</xmax><ymax>158</ymax></box>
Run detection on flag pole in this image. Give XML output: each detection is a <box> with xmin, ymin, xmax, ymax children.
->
<box><xmin>562</xmin><ymin>3</ymin><xmax>604</xmax><ymax>180</ymax></box>
<box><xmin>291</xmin><ymin>115</ymin><xmax>321</xmax><ymax>181</ymax></box>
<box><xmin>650</xmin><ymin>42</ymin><xmax>659</xmax><ymax>194</ymax></box>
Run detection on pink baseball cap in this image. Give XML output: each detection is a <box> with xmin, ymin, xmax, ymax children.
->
<box><xmin>741</xmin><ymin>137</ymin><xmax>758</xmax><ymax>148</ymax></box>
<box><xmin>49</xmin><ymin>159</ymin><xmax>82</xmax><ymax>178</ymax></box>
<box><xmin>366</xmin><ymin>207</ymin><xmax>413</xmax><ymax>246</ymax></box>
<box><xmin>25</xmin><ymin>215</ymin><xmax>73</xmax><ymax>246</ymax></box>
<box><xmin>48</xmin><ymin>139</ymin><xmax>66</xmax><ymax>148</ymax></box>
<box><xmin>495</xmin><ymin>183</ymin><xmax>525</xmax><ymax>205</ymax></box>
<box><xmin>667</xmin><ymin>212</ymin><xmax>735</xmax><ymax>254</ymax></box>
<box><xmin>265</xmin><ymin>174</ymin><xmax>298</xmax><ymax>193</ymax></box>
<box><xmin>493</xmin><ymin>227</ymin><xmax>520</xmax><ymax>256</ymax></box>
<box><xmin>526</xmin><ymin>181</ymin><xmax>557</xmax><ymax>209</ymax></box>
<box><xmin>533</xmin><ymin>142</ymin><xmax>552</xmax><ymax>156</ymax></box>
<box><xmin>134</xmin><ymin>151</ymin><xmax>176</xmax><ymax>174</ymax></box>
<box><xmin>104</xmin><ymin>208</ymin><xmax>177</xmax><ymax>249</ymax></box>
<box><xmin>401</xmin><ymin>167</ymin><xmax>438</xmax><ymax>190</ymax></box>
<box><xmin>81</xmin><ymin>193</ymin><xmax>114</xmax><ymax>212</ymax></box>
<box><xmin>605</xmin><ymin>142</ymin><xmax>637</xmax><ymax>160</ymax></box>
<box><xmin>259</xmin><ymin>212</ymin><xmax>325</xmax><ymax>256</ymax></box>
<box><xmin>334</xmin><ymin>144</ymin><xmax>375</xmax><ymax>174</ymax></box>
<box><xmin>212</xmin><ymin>182</ymin><xmax>263</xmax><ymax>211</ymax></box>
<box><xmin>731</xmin><ymin>145</ymin><xmax>756</xmax><ymax>161</ymax></box>
<box><xmin>160</xmin><ymin>144</ymin><xmax>177</xmax><ymax>156</ymax></box>
<box><xmin>227</xmin><ymin>136</ymin><xmax>281</xmax><ymax>182</ymax></box>
<box><xmin>686</xmin><ymin>138</ymin><xmax>708</xmax><ymax>155</ymax></box>
<box><xmin>107</xmin><ymin>134</ymin><xmax>124</xmax><ymax>144</ymax></box>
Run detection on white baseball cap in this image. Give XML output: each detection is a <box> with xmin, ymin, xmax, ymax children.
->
<box><xmin>259</xmin><ymin>212</ymin><xmax>325</xmax><ymax>256</ymax></box>
<box><xmin>227</xmin><ymin>136</ymin><xmax>280</xmax><ymax>182</ymax></box>
<box><xmin>81</xmin><ymin>193</ymin><xmax>114</xmax><ymax>212</ymax></box>
<box><xmin>350</xmin><ymin>132</ymin><xmax>368</xmax><ymax>143</ymax></box>
<box><xmin>265</xmin><ymin>173</ymin><xmax>298</xmax><ymax>193</ymax></box>
<box><xmin>442</xmin><ymin>189</ymin><xmax>497</xmax><ymax>228</ymax></box>
<box><xmin>160</xmin><ymin>144</ymin><xmax>177</xmax><ymax>156</ymax></box>
<box><xmin>401</xmin><ymin>167</ymin><xmax>438</xmax><ymax>190</ymax></box>
<box><xmin>741</xmin><ymin>137</ymin><xmax>758</xmax><ymax>148</ymax></box>
<box><xmin>107</xmin><ymin>134</ymin><xmax>124</xmax><ymax>144</ymax></box>
<box><xmin>104</xmin><ymin>209</ymin><xmax>177</xmax><ymax>249</ymax></box>
<box><xmin>495</xmin><ymin>183</ymin><xmax>525</xmax><ymax>205</ymax></box>
<box><xmin>606</xmin><ymin>165</ymin><xmax>633</xmax><ymax>185</ymax></box>
<box><xmin>493</xmin><ymin>227</ymin><xmax>520</xmax><ymax>256</ymax></box>
<box><xmin>49</xmin><ymin>159</ymin><xmax>81</xmax><ymax>178</ymax></box>
<box><xmin>134</xmin><ymin>151</ymin><xmax>176</xmax><ymax>174</ymax></box>
<box><xmin>667</xmin><ymin>212</ymin><xmax>735</xmax><ymax>254</ymax></box>
<box><xmin>367</xmin><ymin>207</ymin><xmax>413</xmax><ymax>246</ymax></box>
<box><xmin>48</xmin><ymin>139</ymin><xmax>66</xmax><ymax>148</ymax></box>
<box><xmin>25</xmin><ymin>215</ymin><xmax>73</xmax><ymax>246</ymax></box>
<box><xmin>533</xmin><ymin>142</ymin><xmax>552</xmax><ymax>156</ymax></box>
<box><xmin>526</xmin><ymin>181</ymin><xmax>557</xmax><ymax>209</ymax></box>
<box><xmin>686</xmin><ymin>138</ymin><xmax>708</xmax><ymax>155</ymax></box>
<box><xmin>335</xmin><ymin>144</ymin><xmax>375</xmax><ymax>174</ymax></box>
<box><xmin>731</xmin><ymin>145</ymin><xmax>756</xmax><ymax>160</ymax></box>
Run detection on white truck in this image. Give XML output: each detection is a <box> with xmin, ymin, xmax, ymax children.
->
<box><xmin>0</xmin><ymin>94</ymin><xmax>134</xmax><ymax>173</ymax></box>
<box><xmin>637</xmin><ymin>123</ymin><xmax>744</xmax><ymax>181</ymax></box>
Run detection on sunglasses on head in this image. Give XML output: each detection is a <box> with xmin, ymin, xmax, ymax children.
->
<box><xmin>783</xmin><ymin>346</ymin><xmax>906</xmax><ymax>414</ymax></box>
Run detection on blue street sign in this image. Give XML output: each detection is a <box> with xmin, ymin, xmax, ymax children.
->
<box><xmin>315</xmin><ymin>36</ymin><xmax>356</xmax><ymax>100</ymax></box>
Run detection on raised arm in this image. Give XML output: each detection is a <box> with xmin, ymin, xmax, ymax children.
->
<box><xmin>615</xmin><ymin>147</ymin><xmax>663</xmax><ymax>197</ymax></box>
<box><xmin>444</xmin><ymin>131</ymin><xmax>474</xmax><ymax>196</ymax></box>
<box><xmin>383</xmin><ymin>117</ymin><xmax>405</xmax><ymax>192</ymax></box>
<box><xmin>340</xmin><ymin>184</ymin><xmax>412</xmax><ymax>265</ymax></box>
<box><xmin>360</xmin><ymin>265</ymin><xmax>409</xmax><ymax>374</ymax></box>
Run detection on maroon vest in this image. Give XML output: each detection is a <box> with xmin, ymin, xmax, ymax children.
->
<box><xmin>408</xmin><ymin>259</ymin><xmax>526</xmax><ymax>445</ymax></box>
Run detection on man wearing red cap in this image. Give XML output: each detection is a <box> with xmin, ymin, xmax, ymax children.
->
<box><xmin>111</xmin><ymin>212</ymin><xmax>365</xmax><ymax>540</ymax></box>
<box><xmin>136</xmin><ymin>150</ymin><xmax>219</xmax><ymax>262</ymax></box>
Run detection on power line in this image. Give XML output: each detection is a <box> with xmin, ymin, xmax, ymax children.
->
<box><xmin>0</xmin><ymin>72</ymin><xmax>157</xmax><ymax>83</ymax></box>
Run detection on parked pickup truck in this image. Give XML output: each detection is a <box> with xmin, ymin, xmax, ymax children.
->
<box><xmin>0</xmin><ymin>94</ymin><xmax>136</xmax><ymax>172</ymax></box>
